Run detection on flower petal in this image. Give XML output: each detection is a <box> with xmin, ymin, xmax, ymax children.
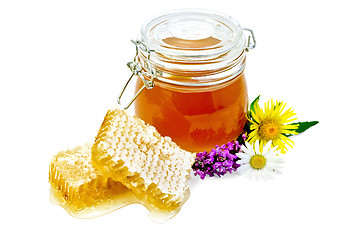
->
<box><xmin>254</xmin><ymin>141</ymin><xmax>260</xmax><ymax>155</ymax></box>
<box><xmin>262</xmin><ymin>141</ymin><xmax>273</xmax><ymax>155</ymax></box>
<box><xmin>236</xmin><ymin>152</ymin><xmax>251</xmax><ymax>160</ymax></box>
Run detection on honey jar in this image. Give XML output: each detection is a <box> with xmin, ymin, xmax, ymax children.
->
<box><xmin>120</xmin><ymin>9</ymin><xmax>256</xmax><ymax>152</ymax></box>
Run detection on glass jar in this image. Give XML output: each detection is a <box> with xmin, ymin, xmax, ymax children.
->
<box><xmin>126</xmin><ymin>9</ymin><xmax>255</xmax><ymax>153</ymax></box>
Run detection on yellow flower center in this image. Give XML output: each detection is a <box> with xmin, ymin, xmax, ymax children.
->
<box><xmin>250</xmin><ymin>154</ymin><xmax>266</xmax><ymax>170</ymax></box>
<box><xmin>258</xmin><ymin>119</ymin><xmax>280</xmax><ymax>141</ymax></box>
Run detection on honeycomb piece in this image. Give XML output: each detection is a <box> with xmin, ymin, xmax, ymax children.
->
<box><xmin>92</xmin><ymin>107</ymin><xmax>195</xmax><ymax>211</ymax></box>
<box><xmin>49</xmin><ymin>143</ymin><xmax>130</xmax><ymax>213</ymax></box>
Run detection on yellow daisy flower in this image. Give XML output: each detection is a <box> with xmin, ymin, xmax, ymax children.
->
<box><xmin>248</xmin><ymin>99</ymin><xmax>299</xmax><ymax>153</ymax></box>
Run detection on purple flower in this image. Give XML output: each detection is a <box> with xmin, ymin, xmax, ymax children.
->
<box><xmin>192</xmin><ymin>140</ymin><xmax>244</xmax><ymax>179</ymax></box>
<box><xmin>242</xmin><ymin>133</ymin><xmax>247</xmax><ymax>141</ymax></box>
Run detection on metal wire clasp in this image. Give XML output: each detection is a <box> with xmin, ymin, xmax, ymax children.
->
<box><xmin>242</xmin><ymin>28</ymin><xmax>256</xmax><ymax>52</ymax></box>
<box><xmin>117</xmin><ymin>40</ymin><xmax>156</xmax><ymax>109</ymax></box>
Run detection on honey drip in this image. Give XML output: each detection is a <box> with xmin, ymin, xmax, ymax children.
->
<box><xmin>49</xmin><ymin>185</ymin><xmax>189</xmax><ymax>223</ymax></box>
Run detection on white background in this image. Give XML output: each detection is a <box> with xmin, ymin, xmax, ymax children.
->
<box><xmin>1</xmin><ymin>0</ymin><xmax>361</xmax><ymax>239</ymax></box>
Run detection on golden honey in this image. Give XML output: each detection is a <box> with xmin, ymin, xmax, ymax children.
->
<box><xmin>135</xmin><ymin>74</ymin><xmax>248</xmax><ymax>153</ymax></box>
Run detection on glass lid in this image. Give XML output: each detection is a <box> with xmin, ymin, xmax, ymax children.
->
<box><xmin>140</xmin><ymin>9</ymin><xmax>246</xmax><ymax>57</ymax></box>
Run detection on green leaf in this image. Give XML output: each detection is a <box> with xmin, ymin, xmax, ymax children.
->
<box><xmin>285</xmin><ymin>121</ymin><xmax>319</xmax><ymax>136</ymax></box>
<box><xmin>249</xmin><ymin>95</ymin><xmax>260</xmax><ymax>116</ymax></box>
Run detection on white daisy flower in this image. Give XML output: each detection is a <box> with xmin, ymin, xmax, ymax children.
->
<box><xmin>236</xmin><ymin>140</ymin><xmax>284</xmax><ymax>180</ymax></box>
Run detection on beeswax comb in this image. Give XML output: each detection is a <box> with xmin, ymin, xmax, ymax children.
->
<box><xmin>92</xmin><ymin>107</ymin><xmax>195</xmax><ymax>211</ymax></box>
<box><xmin>49</xmin><ymin>143</ymin><xmax>131</xmax><ymax>215</ymax></box>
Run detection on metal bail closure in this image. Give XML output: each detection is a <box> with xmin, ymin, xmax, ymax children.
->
<box><xmin>242</xmin><ymin>28</ymin><xmax>256</xmax><ymax>52</ymax></box>
<box><xmin>117</xmin><ymin>40</ymin><xmax>156</xmax><ymax>110</ymax></box>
